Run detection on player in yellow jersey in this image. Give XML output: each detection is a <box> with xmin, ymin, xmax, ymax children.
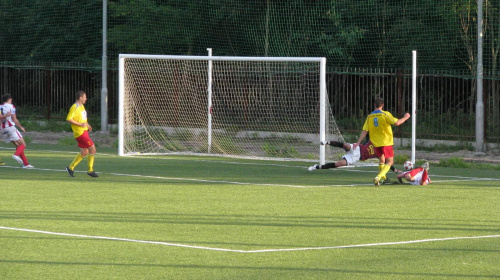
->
<box><xmin>353</xmin><ymin>98</ymin><xmax>410</xmax><ymax>186</ymax></box>
<box><xmin>65</xmin><ymin>91</ymin><xmax>98</xmax><ymax>177</ymax></box>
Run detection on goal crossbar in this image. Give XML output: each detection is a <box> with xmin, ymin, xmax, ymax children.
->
<box><xmin>119</xmin><ymin>54</ymin><xmax>325</xmax><ymax>62</ymax></box>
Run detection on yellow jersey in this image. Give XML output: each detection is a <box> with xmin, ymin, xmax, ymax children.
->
<box><xmin>362</xmin><ymin>110</ymin><xmax>398</xmax><ymax>147</ymax></box>
<box><xmin>66</xmin><ymin>103</ymin><xmax>88</xmax><ymax>138</ymax></box>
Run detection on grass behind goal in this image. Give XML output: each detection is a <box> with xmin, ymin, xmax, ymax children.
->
<box><xmin>1</xmin><ymin>144</ymin><xmax>499</xmax><ymax>279</ymax></box>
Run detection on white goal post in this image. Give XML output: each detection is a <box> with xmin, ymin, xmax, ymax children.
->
<box><xmin>118</xmin><ymin>54</ymin><xmax>345</xmax><ymax>164</ymax></box>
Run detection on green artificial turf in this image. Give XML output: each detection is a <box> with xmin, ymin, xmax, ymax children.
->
<box><xmin>1</xmin><ymin>145</ymin><xmax>499</xmax><ymax>279</ymax></box>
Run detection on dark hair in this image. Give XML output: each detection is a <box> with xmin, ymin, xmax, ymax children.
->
<box><xmin>76</xmin><ymin>90</ymin><xmax>86</xmax><ymax>100</ymax></box>
<box><xmin>1</xmin><ymin>94</ymin><xmax>12</xmax><ymax>104</ymax></box>
<box><xmin>374</xmin><ymin>97</ymin><xmax>384</xmax><ymax>108</ymax></box>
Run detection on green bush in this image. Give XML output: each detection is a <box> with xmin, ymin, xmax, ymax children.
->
<box><xmin>262</xmin><ymin>143</ymin><xmax>299</xmax><ymax>158</ymax></box>
<box><xmin>437</xmin><ymin>157</ymin><xmax>471</xmax><ymax>168</ymax></box>
<box><xmin>58</xmin><ymin>136</ymin><xmax>76</xmax><ymax>146</ymax></box>
<box><xmin>394</xmin><ymin>154</ymin><xmax>409</xmax><ymax>164</ymax></box>
<box><xmin>437</xmin><ymin>157</ymin><xmax>500</xmax><ymax>170</ymax></box>
<box><xmin>23</xmin><ymin>135</ymin><xmax>32</xmax><ymax>144</ymax></box>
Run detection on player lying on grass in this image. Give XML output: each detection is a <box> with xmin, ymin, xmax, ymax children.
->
<box><xmin>308</xmin><ymin>140</ymin><xmax>400</xmax><ymax>183</ymax></box>
<box><xmin>397</xmin><ymin>162</ymin><xmax>431</xmax><ymax>185</ymax></box>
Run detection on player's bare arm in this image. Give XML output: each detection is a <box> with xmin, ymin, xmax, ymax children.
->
<box><xmin>11</xmin><ymin>113</ymin><xmax>25</xmax><ymax>132</ymax></box>
<box><xmin>353</xmin><ymin>130</ymin><xmax>368</xmax><ymax>150</ymax></box>
<box><xmin>0</xmin><ymin>111</ymin><xmax>11</xmax><ymax>119</ymax></box>
<box><xmin>395</xmin><ymin>113</ymin><xmax>411</xmax><ymax>126</ymax></box>
<box><xmin>321</xmin><ymin>140</ymin><xmax>351</xmax><ymax>152</ymax></box>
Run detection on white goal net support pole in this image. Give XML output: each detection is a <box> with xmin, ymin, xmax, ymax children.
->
<box><xmin>118</xmin><ymin>54</ymin><xmax>345</xmax><ymax>163</ymax></box>
<box><xmin>411</xmin><ymin>50</ymin><xmax>417</xmax><ymax>164</ymax></box>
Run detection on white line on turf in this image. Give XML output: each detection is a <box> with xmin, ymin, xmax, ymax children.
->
<box><xmin>3</xmin><ymin>147</ymin><xmax>500</xmax><ymax>179</ymax></box>
<box><xmin>1</xmin><ymin>226</ymin><xmax>499</xmax><ymax>253</ymax></box>
<box><xmin>0</xmin><ymin>165</ymin><xmax>343</xmax><ymax>188</ymax></box>
<box><xmin>0</xmin><ymin>147</ymin><xmax>307</xmax><ymax>169</ymax></box>
<box><xmin>2</xmin><ymin>165</ymin><xmax>500</xmax><ymax>188</ymax></box>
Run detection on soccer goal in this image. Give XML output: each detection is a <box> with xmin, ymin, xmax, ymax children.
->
<box><xmin>118</xmin><ymin>53</ymin><xmax>345</xmax><ymax>164</ymax></box>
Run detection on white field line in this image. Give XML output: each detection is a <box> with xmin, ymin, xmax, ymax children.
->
<box><xmin>2</xmin><ymin>165</ymin><xmax>500</xmax><ymax>188</ymax></box>
<box><xmin>2</xmin><ymin>147</ymin><xmax>500</xmax><ymax>186</ymax></box>
<box><xmin>3</xmin><ymin>145</ymin><xmax>500</xmax><ymax>176</ymax></box>
<box><xmin>0</xmin><ymin>147</ymin><xmax>307</xmax><ymax>169</ymax></box>
<box><xmin>3</xmin><ymin>147</ymin><xmax>500</xmax><ymax>179</ymax></box>
<box><xmin>1</xmin><ymin>226</ymin><xmax>499</xmax><ymax>254</ymax></box>
<box><xmin>0</xmin><ymin>166</ymin><xmax>348</xmax><ymax>188</ymax></box>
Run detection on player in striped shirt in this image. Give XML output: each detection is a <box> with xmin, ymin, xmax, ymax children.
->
<box><xmin>354</xmin><ymin>98</ymin><xmax>410</xmax><ymax>186</ymax></box>
<box><xmin>0</xmin><ymin>94</ymin><xmax>33</xmax><ymax>168</ymax></box>
<box><xmin>0</xmin><ymin>110</ymin><xmax>12</xmax><ymax>165</ymax></box>
<box><xmin>65</xmin><ymin>91</ymin><xmax>98</xmax><ymax>178</ymax></box>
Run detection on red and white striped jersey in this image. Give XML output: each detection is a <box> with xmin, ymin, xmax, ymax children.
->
<box><xmin>0</xmin><ymin>103</ymin><xmax>16</xmax><ymax>129</ymax></box>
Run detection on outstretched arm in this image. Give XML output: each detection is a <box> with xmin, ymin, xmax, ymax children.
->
<box><xmin>321</xmin><ymin>140</ymin><xmax>350</xmax><ymax>151</ymax></box>
<box><xmin>353</xmin><ymin>130</ymin><xmax>368</xmax><ymax>150</ymax></box>
<box><xmin>395</xmin><ymin>113</ymin><xmax>411</xmax><ymax>126</ymax></box>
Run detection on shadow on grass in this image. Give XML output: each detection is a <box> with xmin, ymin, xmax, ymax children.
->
<box><xmin>0</xmin><ymin>259</ymin><xmax>497</xmax><ymax>279</ymax></box>
<box><xmin>1</xmin><ymin>211</ymin><xmax>499</xmax><ymax>233</ymax></box>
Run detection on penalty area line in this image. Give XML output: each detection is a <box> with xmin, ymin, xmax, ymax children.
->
<box><xmin>2</xmin><ymin>165</ymin><xmax>348</xmax><ymax>188</ymax></box>
<box><xmin>3</xmin><ymin>165</ymin><xmax>499</xmax><ymax>188</ymax></box>
<box><xmin>1</xmin><ymin>226</ymin><xmax>499</xmax><ymax>254</ymax></box>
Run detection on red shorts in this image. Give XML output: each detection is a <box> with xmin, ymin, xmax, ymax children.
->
<box><xmin>374</xmin><ymin>146</ymin><xmax>394</xmax><ymax>158</ymax></box>
<box><xmin>75</xmin><ymin>131</ymin><xmax>94</xmax><ymax>148</ymax></box>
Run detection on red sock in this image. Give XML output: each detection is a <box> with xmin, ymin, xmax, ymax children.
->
<box><xmin>421</xmin><ymin>170</ymin><xmax>428</xmax><ymax>185</ymax></box>
<box><xmin>20</xmin><ymin>152</ymin><xmax>29</xmax><ymax>166</ymax></box>
<box><xmin>15</xmin><ymin>144</ymin><xmax>25</xmax><ymax>156</ymax></box>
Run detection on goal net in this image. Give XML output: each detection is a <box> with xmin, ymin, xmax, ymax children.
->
<box><xmin>118</xmin><ymin>54</ymin><xmax>345</xmax><ymax>163</ymax></box>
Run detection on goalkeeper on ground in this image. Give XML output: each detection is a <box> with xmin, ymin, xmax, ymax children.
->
<box><xmin>397</xmin><ymin>162</ymin><xmax>431</xmax><ymax>185</ymax></box>
<box><xmin>308</xmin><ymin>140</ymin><xmax>399</xmax><ymax>182</ymax></box>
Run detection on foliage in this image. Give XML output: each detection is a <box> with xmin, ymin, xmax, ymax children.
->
<box><xmin>22</xmin><ymin>135</ymin><xmax>32</xmax><ymax>144</ymax></box>
<box><xmin>0</xmin><ymin>0</ymin><xmax>101</xmax><ymax>63</ymax></box>
<box><xmin>417</xmin><ymin>142</ymin><xmax>474</xmax><ymax>153</ymax></box>
<box><xmin>394</xmin><ymin>154</ymin><xmax>410</xmax><ymax>165</ymax></box>
<box><xmin>399</xmin><ymin>141</ymin><xmax>475</xmax><ymax>153</ymax></box>
<box><xmin>438</xmin><ymin>157</ymin><xmax>471</xmax><ymax>168</ymax></box>
<box><xmin>1</xmin><ymin>0</ymin><xmax>498</xmax><ymax>73</ymax></box>
<box><xmin>57</xmin><ymin>136</ymin><xmax>76</xmax><ymax>146</ymax></box>
<box><xmin>437</xmin><ymin>156</ymin><xmax>500</xmax><ymax>170</ymax></box>
<box><xmin>262</xmin><ymin>142</ymin><xmax>300</xmax><ymax>158</ymax></box>
<box><xmin>22</xmin><ymin>118</ymin><xmax>72</xmax><ymax>133</ymax></box>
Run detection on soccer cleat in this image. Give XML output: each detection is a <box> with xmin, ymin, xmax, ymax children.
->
<box><xmin>393</xmin><ymin>168</ymin><xmax>401</xmax><ymax>173</ymax></box>
<box><xmin>12</xmin><ymin>155</ymin><xmax>23</xmax><ymax>165</ymax></box>
<box><xmin>66</xmin><ymin>166</ymin><xmax>75</xmax><ymax>177</ymax></box>
<box><xmin>87</xmin><ymin>171</ymin><xmax>99</xmax><ymax>178</ymax></box>
<box><xmin>22</xmin><ymin>164</ymin><xmax>34</xmax><ymax>168</ymax></box>
<box><xmin>422</xmin><ymin>162</ymin><xmax>429</xmax><ymax>171</ymax></box>
<box><xmin>320</xmin><ymin>141</ymin><xmax>329</xmax><ymax>145</ymax></box>
<box><xmin>382</xmin><ymin>178</ymin><xmax>391</xmax><ymax>184</ymax></box>
<box><xmin>0</xmin><ymin>161</ymin><xmax>5</xmax><ymax>166</ymax></box>
<box><xmin>308</xmin><ymin>164</ymin><xmax>319</xmax><ymax>171</ymax></box>
<box><xmin>373</xmin><ymin>176</ymin><xmax>381</xmax><ymax>186</ymax></box>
